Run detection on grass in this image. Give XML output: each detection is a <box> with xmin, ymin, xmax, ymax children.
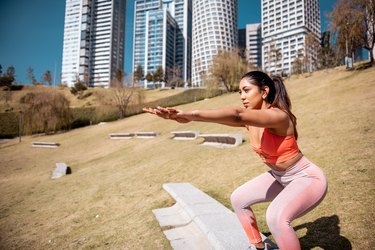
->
<box><xmin>0</xmin><ymin>66</ymin><xmax>374</xmax><ymax>249</ymax></box>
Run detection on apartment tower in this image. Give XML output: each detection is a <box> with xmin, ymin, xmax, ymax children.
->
<box><xmin>61</xmin><ymin>0</ymin><xmax>126</xmax><ymax>87</ymax></box>
<box><xmin>261</xmin><ymin>0</ymin><xmax>321</xmax><ymax>74</ymax></box>
<box><xmin>191</xmin><ymin>0</ymin><xmax>238</xmax><ymax>87</ymax></box>
<box><xmin>133</xmin><ymin>0</ymin><xmax>192</xmax><ymax>88</ymax></box>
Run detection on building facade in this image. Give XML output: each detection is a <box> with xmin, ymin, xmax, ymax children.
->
<box><xmin>191</xmin><ymin>0</ymin><xmax>238</xmax><ymax>87</ymax></box>
<box><xmin>245</xmin><ymin>23</ymin><xmax>262</xmax><ymax>68</ymax></box>
<box><xmin>61</xmin><ymin>0</ymin><xmax>126</xmax><ymax>88</ymax></box>
<box><xmin>133</xmin><ymin>0</ymin><xmax>192</xmax><ymax>88</ymax></box>
<box><xmin>261</xmin><ymin>0</ymin><xmax>321</xmax><ymax>75</ymax></box>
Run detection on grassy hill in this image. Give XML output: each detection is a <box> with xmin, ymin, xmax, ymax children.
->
<box><xmin>0</xmin><ymin>85</ymin><xmax>187</xmax><ymax>112</ymax></box>
<box><xmin>0</xmin><ymin>66</ymin><xmax>374</xmax><ymax>249</ymax></box>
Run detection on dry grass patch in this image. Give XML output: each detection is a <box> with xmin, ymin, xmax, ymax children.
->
<box><xmin>0</xmin><ymin>66</ymin><xmax>374</xmax><ymax>249</ymax></box>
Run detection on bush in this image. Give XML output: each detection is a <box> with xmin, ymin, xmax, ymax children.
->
<box><xmin>0</xmin><ymin>112</ymin><xmax>19</xmax><ymax>138</ymax></box>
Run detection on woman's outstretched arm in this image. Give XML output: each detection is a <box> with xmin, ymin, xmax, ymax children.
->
<box><xmin>143</xmin><ymin>106</ymin><xmax>289</xmax><ymax>128</ymax></box>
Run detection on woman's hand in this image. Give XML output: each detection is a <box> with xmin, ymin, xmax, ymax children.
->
<box><xmin>142</xmin><ymin>106</ymin><xmax>191</xmax><ymax>123</ymax></box>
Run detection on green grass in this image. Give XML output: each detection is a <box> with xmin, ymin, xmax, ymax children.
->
<box><xmin>0</xmin><ymin>66</ymin><xmax>374</xmax><ymax>249</ymax></box>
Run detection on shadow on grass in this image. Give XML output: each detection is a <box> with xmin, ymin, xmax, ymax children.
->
<box><xmin>294</xmin><ymin>215</ymin><xmax>352</xmax><ymax>250</ymax></box>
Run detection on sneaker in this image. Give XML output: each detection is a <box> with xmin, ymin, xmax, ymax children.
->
<box><xmin>246</xmin><ymin>240</ymin><xmax>279</xmax><ymax>250</ymax></box>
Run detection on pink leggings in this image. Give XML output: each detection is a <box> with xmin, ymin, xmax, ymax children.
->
<box><xmin>230</xmin><ymin>157</ymin><xmax>327</xmax><ymax>250</ymax></box>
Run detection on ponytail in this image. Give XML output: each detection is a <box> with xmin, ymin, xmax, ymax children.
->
<box><xmin>241</xmin><ymin>71</ymin><xmax>298</xmax><ymax>139</ymax></box>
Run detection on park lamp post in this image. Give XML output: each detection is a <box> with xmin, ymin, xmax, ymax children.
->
<box><xmin>18</xmin><ymin>110</ymin><xmax>23</xmax><ymax>143</ymax></box>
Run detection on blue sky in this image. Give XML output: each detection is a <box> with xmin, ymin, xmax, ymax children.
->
<box><xmin>0</xmin><ymin>0</ymin><xmax>338</xmax><ymax>84</ymax></box>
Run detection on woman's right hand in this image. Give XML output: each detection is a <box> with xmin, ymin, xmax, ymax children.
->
<box><xmin>143</xmin><ymin>107</ymin><xmax>191</xmax><ymax>123</ymax></box>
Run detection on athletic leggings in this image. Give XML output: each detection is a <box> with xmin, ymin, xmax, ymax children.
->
<box><xmin>230</xmin><ymin>156</ymin><xmax>327</xmax><ymax>250</ymax></box>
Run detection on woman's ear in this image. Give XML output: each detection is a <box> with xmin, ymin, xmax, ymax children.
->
<box><xmin>262</xmin><ymin>86</ymin><xmax>269</xmax><ymax>99</ymax></box>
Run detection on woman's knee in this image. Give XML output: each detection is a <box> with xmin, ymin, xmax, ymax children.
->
<box><xmin>230</xmin><ymin>187</ymin><xmax>257</xmax><ymax>210</ymax></box>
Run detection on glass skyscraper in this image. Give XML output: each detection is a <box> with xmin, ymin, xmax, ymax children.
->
<box><xmin>61</xmin><ymin>0</ymin><xmax>126</xmax><ymax>88</ymax></box>
<box><xmin>133</xmin><ymin>0</ymin><xmax>192</xmax><ymax>88</ymax></box>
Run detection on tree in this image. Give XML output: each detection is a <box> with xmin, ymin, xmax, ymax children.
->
<box><xmin>0</xmin><ymin>65</ymin><xmax>15</xmax><ymax>87</ymax></box>
<box><xmin>27</xmin><ymin>67</ymin><xmax>37</xmax><ymax>85</ymax></box>
<box><xmin>134</xmin><ymin>64</ymin><xmax>143</xmax><ymax>84</ymax></box>
<box><xmin>166</xmin><ymin>65</ymin><xmax>182</xmax><ymax>88</ymax></box>
<box><xmin>145</xmin><ymin>72</ymin><xmax>153</xmax><ymax>82</ymax></box>
<box><xmin>42</xmin><ymin>70</ymin><xmax>52</xmax><ymax>86</ymax></box>
<box><xmin>0</xmin><ymin>64</ymin><xmax>2</xmax><ymax>76</ymax></box>
<box><xmin>330</xmin><ymin>0</ymin><xmax>375</xmax><ymax>65</ymax></box>
<box><xmin>109</xmin><ymin>78</ymin><xmax>145</xmax><ymax>119</ymax></box>
<box><xmin>20</xmin><ymin>91</ymin><xmax>70</xmax><ymax>134</ymax></box>
<box><xmin>153</xmin><ymin>65</ymin><xmax>164</xmax><ymax>87</ymax></box>
<box><xmin>113</xmin><ymin>68</ymin><xmax>125</xmax><ymax>87</ymax></box>
<box><xmin>209</xmin><ymin>49</ymin><xmax>252</xmax><ymax>92</ymax></box>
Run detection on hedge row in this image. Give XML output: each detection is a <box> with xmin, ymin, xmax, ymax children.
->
<box><xmin>0</xmin><ymin>88</ymin><xmax>224</xmax><ymax>138</ymax></box>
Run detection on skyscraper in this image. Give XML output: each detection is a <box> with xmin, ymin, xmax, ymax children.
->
<box><xmin>61</xmin><ymin>0</ymin><xmax>126</xmax><ymax>88</ymax></box>
<box><xmin>133</xmin><ymin>0</ymin><xmax>192</xmax><ymax>88</ymax></box>
<box><xmin>191</xmin><ymin>0</ymin><xmax>238</xmax><ymax>87</ymax></box>
<box><xmin>261</xmin><ymin>0</ymin><xmax>321</xmax><ymax>75</ymax></box>
<box><xmin>242</xmin><ymin>23</ymin><xmax>262</xmax><ymax>68</ymax></box>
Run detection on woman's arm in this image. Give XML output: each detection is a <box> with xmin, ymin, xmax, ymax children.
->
<box><xmin>144</xmin><ymin>106</ymin><xmax>289</xmax><ymax>128</ymax></box>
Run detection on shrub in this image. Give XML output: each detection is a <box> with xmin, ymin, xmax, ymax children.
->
<box><xmin>0</xmin><ymin>112</ymin><xmax>19</xmax><ymax>138</ymax></box>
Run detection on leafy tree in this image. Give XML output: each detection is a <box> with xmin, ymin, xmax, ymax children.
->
<box><xmin>134</xmin><ymin>64</ymin><xmax>143</xmax><ymax>84</ymax></box>
<box><xmin>0</xmin><ymin>66</ymin><xmax>15</xmax><ymax>87</ymax></box>
<box><xmin>42</xmin><ymin>70</ymin><xmax>52</xmax><ymax>86</ymax></box>
<box><xmin>330</xmin><ymin>0</ymin><xmax>375</xmax><ymax>64</ymax></box>
<box><xmin>208</xmin><ymin>49</ymin><xmax>251</xmax><ymax>92</ymax></box>
<box><xmin>145</xmin><ymin>72</ymin><xmax>153</xmax><ymax>82</ymax></box>
<box><xmin>153</xmin><ymin>65</ymin><xmax>164</xmax><ymax>87</ymax></box>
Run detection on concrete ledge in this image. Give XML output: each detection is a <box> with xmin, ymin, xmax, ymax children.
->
<box><xmin>198</xmin><ymin>134</ymin><xmax>243</xmax><ymax>148</ymax></box>
<box><xmin>51</xmin><ymin>162</ymin><xmax>71</xmax><ymax>179</ymax></box>
<box><xmin>171</xmin><ymin>131</ymin><xmax>200</xmax><ymax>140</ymax></box>
<box><xmin>135</xmin><ymin>132</ymin><xmax>159</xmax><ymax>138</ymax></box>
<box><xmin>32</xmin><ymin>142</ymin><xmax>60</xmax><ymax>148</ymax></box>
<box><xmin>109</xmin><ymin>133</ymin><xmax>135</xmax><ymax>139</ymax></box>
<box><xmin>153</xmin><ymin>183</ymin><xmax>274</xmax><ymax>249</ymax></box>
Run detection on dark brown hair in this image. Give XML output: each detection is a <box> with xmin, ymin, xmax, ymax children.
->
<box><xmin>241</xmin><ymin>71</ymin><xmax>298</xmax><ymax>139</ymax></box>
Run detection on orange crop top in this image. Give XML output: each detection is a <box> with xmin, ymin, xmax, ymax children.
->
<box><xmin>251</xmin><ymin>128</ymin><xmax>300</xmax><ymax>164</ymax></box>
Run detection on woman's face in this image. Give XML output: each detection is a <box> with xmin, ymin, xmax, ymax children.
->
<box><xmin>239</xmin><ymin>78</ymin><xmax>265</xmax><ymax>109</ymax></box>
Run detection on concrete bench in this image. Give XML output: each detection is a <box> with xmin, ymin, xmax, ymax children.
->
<box><xmin>153</xmin><ymin>183</ymin><xmax>275</xmax><ymax>250</ymax></box>
<box><xmin>134</xmin><ymin>132</ymin><xmax>159</xmax><ymax>138</ymax></box>
<box><xmin>198</xmin><ymin>134</ymin><xmax>243</xmax><ymax>148</ymax></box>
<box><xmin>171</xmin><ymin>131</ymin><xmax>200</xmax><ymax>140</ymax></box>
<box><xmin>31</xmin><ymin>142</ymin><xmax>60</xmax><ymax>148</ymax></box>
<box><xmin>51</xmin><ymin>163</ymin><xmax>71</xmax><ymax>179</ymax></box>
<box><xmin>109</xmin><ymin>133</ymin><xmax>135</xmax><ymax>139</ymax></box>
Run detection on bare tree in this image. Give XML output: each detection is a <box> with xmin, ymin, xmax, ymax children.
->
<box><xmin>109</xmin><ymin>78</ymin><xmax>145</xmax><ymax>119</ymax></box>
<box><xmin>27</xmin><ymin>67</ymin><xmax>37</xmax><ymax>85</ymax></box>
<box><xmin>330</xmin><ymin>0</ymin><xmax>375</xmax><ymax>64</ymax></box>
<box><xmin>42</xmin><ymin>70</ymin><xmax>52</xmax><ymax>86</ymax></box>
<box><xmin>166</xmin><ymin>65</ymin><xmax>182</xmax><ymax>88</ymax></box>
<box><xmin>209</xmin><ymin>49</ymin><xmax>252</xmax><ymax>92</ymax></box>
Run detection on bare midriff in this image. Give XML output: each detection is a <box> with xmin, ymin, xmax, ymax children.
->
<box><xmin>264</xmin><ymin>152</ymin><xmax>304</xmax><ymax>171</ymax></box>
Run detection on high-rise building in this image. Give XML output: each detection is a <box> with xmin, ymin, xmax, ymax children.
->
<box><xmin>244</xmin><ymin>23</ymin><xmax>262</xmax><ymax>68</ymax></box>
<box><xmin>61</xmin><ymin>0</ymin><xmax>126</xmax><ymax>88</ymax></box>
<box><xmin>261</xmin><ymin>0</ymin><xmax>321</xmax><ymax>75</ymax></box>
<box><xmin>191</xmin><ymin>0</ymin><xmax>238</xmax><ymax>87</ymax></box>
<box><xmin>133</xmin><ymin>0</ymin><xmax>192</xmax><ymax>88</ymax></box>
<box><xmin>192</xmin><ymin>0</ymin><xmax>238</xmax><ymax>86</ymax></box>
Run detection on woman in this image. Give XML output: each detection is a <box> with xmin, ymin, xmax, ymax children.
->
<box><xmin>143</xmin><ymin>71</ymin><xmax>327</xmax><ymax>250</ymax></box>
